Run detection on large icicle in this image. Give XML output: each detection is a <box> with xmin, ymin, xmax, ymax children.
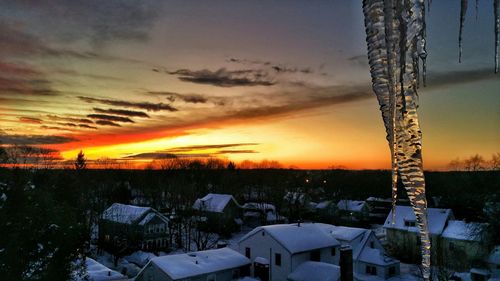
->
<box><xmin>362</xmin><ymin>1</ymin><xmax>431</xmax><ymax>280</ymax></box>
<box><xmin>459</xmin><ymin>0</ymin><xmax>468</xmax><ymax>63</ymax></box>
<box><xmin>495</xmin><ymin>0</ymin><xmax>499</xmax><ymax>73</ymax></box>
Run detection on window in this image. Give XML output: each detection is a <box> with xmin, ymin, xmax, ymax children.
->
<box><xmin>310</xmin><ymin>250</ymin><xmax>320</xmax><ymax>262</ymax></box>
<box><xmin>366</xmin><ymin>265</ymin><xmax>377</xmax><ymax>275</ymax></box>
<box><xmin>449</xmin><ymin>242</ymin><xmax>455</xmax><ymax>250</ymax></box>
<box><xmin>245</xmin><ymin>247</ymin><xmax>251</xmax><ymax>258</ymax></box>
<box><xmin>207</xmin><ymin>273</ymin><xmax>216</xmax><ymax>281</ymax></box>
<box><xmin>104</xmin><ymin>235</ymin><xmax>110</xmax><ymax>241</ymax></box>
<box><xmin>370</xmin><ymin>241</ymin><xmax>375</xmax><ymax>248</ymax></box>
<box><xmin>275</xmin><ymin>253</ymin><xmax>281</xmax><ymax>266</ymax></box>
<box><xmin>331</xmin><ymin>247</ymin><xmax>336</xmax><ymax>256</ymax></box>
<box><xmin>232</xmin><ymin>269</ymin><xmax>240</xmax><ymax>279</ymax></box>
<box><xmin>389</xmin><ymin>266</ymin><xmax>396</xmax><ymax>276</ymax></box>
<box><xmin>404</xmin><ymin>220</ymin><xmax>416</xmax><ymax>227</ymax></box>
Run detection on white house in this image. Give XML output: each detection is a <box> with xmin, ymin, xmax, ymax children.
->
<box><xmin>287</xmin><ymin>261</ymin><xmax>341</xmax><ymax>281</ymax></box>
<box><xmin>238</xmin><ymin>223</ymin><xmax>341</xmax><ymax>281</ymax></box>
<box><xmin>73</xmin><ymin>257</ymin><xmax>128</xmax><ymax>281</ymax></box>
<box><xmin>337</xmin><ymin>200</ymin><xmax>369</xmax><ymax>221</ymax></box>
<box><xmin>325</xmin><ymin>226</ymin><xmax>400</xmax><ymax>280</ymax></box>
<box><xmin>135</xmin><ymin>247</ymin><xmax>251</xmax><ymax>281</ymax></box>
<box><xmin>193</xmin><ymin>193</ymin><xmax>242</xmax><ymax>233</ymax></box>
<box><xmin>384</xmin><ymin>205</ymin><xmax>454</xmax><ymax>264</ymax></box>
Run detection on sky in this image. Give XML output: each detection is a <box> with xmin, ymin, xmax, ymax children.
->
<box><xmin>0</xmin><ymin>0</ymin><xmax>498</xmax><ymax>169</ymax></box>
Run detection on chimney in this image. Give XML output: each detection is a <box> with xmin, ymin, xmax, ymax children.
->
<box><xmin>340</xmin><ymin>245</ymin><xmax>353</xmax><ymax>281</ymax></box>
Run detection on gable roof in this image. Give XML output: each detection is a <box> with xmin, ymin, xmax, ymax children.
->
<box><xmin>76</xmin><ymin>257</ymin><xmax>127</xmax><ymax>281</ymax></box>
<box><xmin>193</xmin><ymin>193</ymin><xmax>240</xmax><ymax>213</ymax></box>
<box><xmin>288</xmin><ymin>261</ymin><xmax>340</xmax><ymax>281</ymax></box>
<box><xmin>102</xmin><ymin>203</ymin><xmax>152</xmax><ymax>224</ymax></box>
<box><xmin>147</xmin><ymin>248</ymin><xmax>250</xmax><ymax>280</ymax></box>
<box><xmin>337</xmin><ymin>200</ymin><xmax>367</xmax><ymax>212</ymax></box>
<box><xmin>442</xmin><ymin>220</ymin><xmax>485</xmax><ymax>242</ymax></box>
<box><xmin>239</xmin><ymin>223</ymin><xmax>340</xmax><ymax>254</ymax></box>
<box><xmin>358</xmin><ymin>247</ymin><xmax>399</xmax><ymax>266</ymax></box>
<box><xmin>328</xmin><ymin>226</ymin><xmax>366</xmax><ymax>242</ymax></box>
<box><xmin>384</xmin><ymin>205</ymin><xmax>453</xmax><ymax>235</ymax></box>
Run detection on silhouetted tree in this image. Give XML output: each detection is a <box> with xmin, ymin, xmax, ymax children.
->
<box><xmin>75</xmin><ymin>150</ymin><xmax>87</xmax><ymax>170</ymax></box>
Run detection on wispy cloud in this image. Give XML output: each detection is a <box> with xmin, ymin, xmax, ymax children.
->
<box><xmin>124</xmin><ymin>143</ymin><xmax>259</xmax><ymax>160</ymax></box>
<box><xmin>165</xmin><ymin>68</ymin><xmax>275</xmax><ymax>87</ymax></box>
<box><xmin>95</xmin><ymin>120</ymin><xmax>121</xmax><ymax>127</ymax></box>
<box><xmin>87</xmin><ymin>114</ymin><xmax>134</xmax><ymax>123</ymax></box>
<box><xmin>0</xmin><ymin>133</ymin><xmax>76</xmax><ymax>145</ymax></box>
<box><xmin>93</xmin><ymin>108</ymin><xmax>150</xmax><ymax>118</ymax></box>
<box><xmin>78</xmin><ymin>96</ymin><xmax>177</xmax><ymax>112</ymax></box>
<box><xmin>19</xmin><ymin>116</ymin><xmax>42</xmax><ymax>124</ymax></box>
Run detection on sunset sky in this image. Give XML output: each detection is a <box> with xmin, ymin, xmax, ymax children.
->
<box><xmin>0</xmin><ymin>1</ymin><xmax>498</xmax><ymax>169</ymax></box>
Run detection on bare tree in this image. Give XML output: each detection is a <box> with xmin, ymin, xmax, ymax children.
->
<box><xmin>490</xmin><ymin>152</ymin><xmax>500</xmax><ymax>170</ymax></box>
<box><xmin>464</xmin><ymin>154</ymin><xmax>486</xmax><ymax>171</ymax></box>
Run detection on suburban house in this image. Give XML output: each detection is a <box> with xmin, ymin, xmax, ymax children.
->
<box><xmin>238</xmin><ymin>223</ymin><xmax>341</xmax><ymax>281</ymax></box>
<box><xmin>488</xmin><ymin>246</ymin><xmax>500</xmax><ymax>273</ymax></box>
<box><xmin>441</xmin><ymin>220</ymin><xmax>490</xmax><ymax>271</ymax></box>
<box><xmin>282</xmin><ymin>191</ymin><xmax>311</xmax><ymax>221</ymax></box>
<box><xmin>327</xmin><ymin>225</ymin><xmax>400</xmax><ymax>280</ymax></box>
<box><xmin>192</xmin><ymin>193</ymin><xmax>242</xmax><ymax>234</ymax></box>
<box><xmin>134</xmin><ymin>247</ymin><xmax>251</xmax><ymax>281</ymax></box>
<box><xmin>242</xmin><ymin>202</ymin><xmax>286</xmax><ymax>227</ymax></box>
<box><xmin>99</xmin><ymin>203</ymin><xmax>170</xmax><ymax>253</ymax></box>
<box><xmin>73</xmin><ymin>257</ymin><xmax>128</xmax><ymax>281</ymax></box>
<box><xmin>337</xmin><ymin>200</ymin><xmax>370</xmax><ymax>222</ymax></box>
<box><xmin>287</xmin><ymin>261</ymin><xmax>341</xmax><ymax>281</ymax></box>
<box><xmin>314</xmin><ymin>200</ymin><xmax>338</xmax><ymax>223</ymax></box>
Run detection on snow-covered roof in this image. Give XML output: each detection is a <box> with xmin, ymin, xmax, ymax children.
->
<box><xmin>193</xmin><ymin>193</ymin><xmax>240</xmax><ymax>213</ymax></box>
<box><xmin>75</xmin><ymin>257</ymin><xmax>127</xmax><ymax>281</ymax></box>
<box><xmin>239</xmin><ymin>223</ymin><xmax>340</xmax><ymax>254</ymax></box>
<box><xmin>328</xmin><ymin>226</ymin><xmax>366</xmax><ymax>242</ymax></box>
<box><xmin>384</xmin><ymin>205</ymin><xmax>453</xmax><ymax>235</ymax></box>
<box><xmin>288</xmin><ymin>261</ymin><xmax>340</xmax><ymax>281</ymax></box>
<box><xmin>147</xmin><ymin>248</ymin><xmax>250</xmax><ymax>280</ymax></box>
<box><xmin>242</xmin><ymin>202</ymin><xmax>276</xmax><ymax>212</ymax></box>
<box><xmin>138</xmin><ymin>212</ymin><xmax>157</xmax><ymax>226</ymax></box>
<box><xmin>358</xmin><ymin>247</ymin><xmax>399</xmax><ymax>266</ymax></box>
<box><xmin>337</xmin><ymin>200</ymin><xmax>367</xmax><ymax>212</ymax></box>
<box><xmin>316</xmin><ymin>200</ymin><xmax>333</xmax><ymax>209</ymax></box>
<box><xmin>442</xmin><ymin>220</ymin><xmax>485</xmax><ymax>241</ymax></box>
<box><xmin>102</xmin><ymin>203</ymin><xmax>151</xmax><ymax>224</ymax></box>
<box><xmin>366</xmin><ymin>197</ymin><xmax>392</xmax><ymax>203</ymax></box>
<box><xmin>489</xmin><ymin>246</ymin><xmax>500</xmax><ymax>265</ymax></box>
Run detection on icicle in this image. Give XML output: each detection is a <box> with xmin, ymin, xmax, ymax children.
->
<box><xmin>476</xmin><ymin>0</ymin><xmax>479</xmax><ymax>21</ymax></box>
<box><xmin>459</xmin><ymin>0</ymin><xmax>468</xmax><ymax>63</ymax></box>
<box><xmin>495</xmin><ymin>0</ymin><xmax>499</xmax><ymax>73</ymax></box>
<box><xmin>362</xmin><ymin>1</ymin><xmax>431</xmax><ymax>280</ymax></box>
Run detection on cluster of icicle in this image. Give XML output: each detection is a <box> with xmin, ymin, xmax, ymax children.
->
<box><xmin>458</xmin><ymin>0</ymin><xmax>500</xmax><ymax>72</ymax></box>
<box><xmin>362</xmin><ymin>1</ymin><xmax>500</xmax><ymax>280</ymax></box>
<box><xmin>362</xmin><ymin>0</ymin><xmax>431</xmax><ymax>280</ymax></box>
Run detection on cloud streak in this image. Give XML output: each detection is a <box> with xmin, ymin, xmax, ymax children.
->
<box><xmin>87</xmin><ymin>114</ymin><xmax>134</xmax><ymax>123</ymax></box>
<box><xmin>93</xmin><ymin>108</ymin><xmax>150</xmax><ymax>118</ymax></box>
<box><xmin>78</xmin><ymin>96</ymin><xmax>177</xmax><ymax>112</ymax></box>
<box><xmin>0</xmin><ymin>134</ymin><xmax>76</xmax><ymax>145</ymax></box>
<box><xmin>166</xmin><ymin>68</ymin><xmax>275</xmax><ymax>87</ymax></box>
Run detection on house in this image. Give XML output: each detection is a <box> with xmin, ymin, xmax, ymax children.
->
<box><xmin>135</xmin><ymin>247</ymin><xmax>251</xmax><ymax>281</ymax></box>
<box><xmin>337</xmin><ymin>200</ymin><xmax>370</xmax><ymax>222</ymax></box>
<box><xmin>287</xmin><ymin>261</ymin><xmax>341</xmax><ymax>281</ymax></box>
<box><xmin>238</xmin><ymin>223</ymin><xmax>341</xmax><ymax>281</ymax></box>
<box><xmin>243</xmin><ymin>202</ymin><xmax>286</xmax><ymax>226</ymax></box>
<box><xmin>99</xmin><ymin>203</ymin><xmax>170</xmax><ymax>253</ymax></box>
<box><xmin>326</xmin><ymin>225</ymin><xmax>400</xmax><ymax>281</ymax></box>
<box><xmin>282</xmin><ymin>191</ymin><xmax>312</xmax><ymax>222</ymax></box>
<box><xmin>193</xmin><ymin>193</ymin><xmax>242</xmax><ymax>234</ymax></box>
<box><xmin>441</xmin><ymin>220</ymin><xmax>490</xmax><ymax>271</ymax></box>
<box><xmin>73</xmin><ymin>257</ymin><xmax>128</xmax><ymax>281</ymax></box>
<box><xmin>384</xmin><ymin>205</ymin><xmax>454</xmax><ymax>264</ymax></box>
<box><xmin>314</xmin><ymin>200</ymin><xmax>338</xmax><ymax>223</ymax></box>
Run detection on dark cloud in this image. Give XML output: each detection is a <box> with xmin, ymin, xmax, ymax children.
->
<box><xmin>166</xmin><ymin>68</ymin><xmax>275</xmax><ymax>87</ymax></box>
<box><xmin>216</xmin><ymin>149</ymin><xmax>258</xmax><ymax>154</ymax></box>
<box><xmin>0</xmin><ymin>61</ymin><xmax>59</xmax><ymax>97</ymax></box>
<box><xmin>93</xmin><ymin>108</ymin><xmax>150</xmax><ymax>118</ymax></box>
<box><xmin>0</xmin><ymin>134</ymin><xmax>76</xmax><ymax>145</ymax></box>
<box><xmin>19</xmin><ymin>117</ymin><xmax>42</xmax><ymax>124</ymax></box>
<box><xmin>227</xmin><ymin>57</ymin><xmax>314</xmax><ymax>74</ymax></box>
<box><xmin>347</xmin><ymin>55</ymin><xmax>369</xmax><ymax>66</ymax></box>
<box><xmin>87</xmin><ymin>114</ymin><xmax>134</xmax><ymax>123</ymax></box>
<box><xmin>165</xmin><ymin>143</ymin><xmax>259</xmax><ymax>153</ymax></box>
<box><xmin>78</xmin><ymin>96</ymin><xmax>177</xmax><ymax>112</ymax></box>
<box><xmin>40</xmin><ymin>125</ymin><xmax>75</xmax><ymax>132</ymax></box>
<box><xmin>147</xmin><ymin>91</ymin><xmax>209</xmax><ymax>104</ymax></box>
<box><xmin>2</xmin><ymin>1</ymin><xmax>163</xmax><ymax>47</ymax></box>
<box><xmin>78</xmin><ymin>124</ymin><xmax>98</xmax><ymax>130</ymax></box>
<box><xmin>56</xmin><ymin>69</ymin><xmax>126</xmax><ymax>82</ymax></box>
<box><xmin>95</xmin><ymin>120</ymin><xmax>121</xmax><ymax>127</ymax></box>
<box><xmin>47</xmin><ymin>115</ymin><xmax>94</xmax><ymax>124</ymax></box>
